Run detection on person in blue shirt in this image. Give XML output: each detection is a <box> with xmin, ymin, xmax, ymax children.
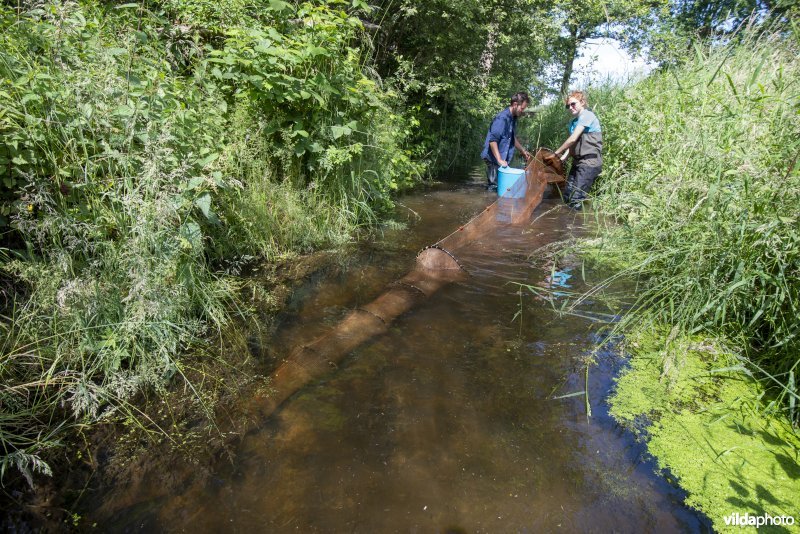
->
<box><xmin>481</xmin><ymin>92</ymin><xmax>532</xmax><ymax>190</ymax></box>
<box><xmin>554</xmin><ymin>90</ymin><xmax>602</xmax><ymax>210</ymax></box>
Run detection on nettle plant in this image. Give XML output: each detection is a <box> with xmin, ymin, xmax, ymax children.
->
<box><xmin>206</xmin><ymin>0</ymin><xmax>418</xmax><ymax>206</ymax></box>
<box><xmin>0</xmin><ymin>0</ymin><xmax>423</xmax><ymax>485</ymax></box>
<box><xmin>0</xmin><ymin>1</ymin><xmax>230</xmax><ymax>233</ymax></box>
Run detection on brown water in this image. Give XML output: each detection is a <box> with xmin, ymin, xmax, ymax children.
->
<box><xmin>93</xmin><ymin>170</ymin><xmax>708</xmax><ymax>532</ymax></box>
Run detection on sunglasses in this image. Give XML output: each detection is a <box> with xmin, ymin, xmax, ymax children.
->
<box><xmin>565</xmin><ymin>102</ymin><xmax>579</xmax><ymax>109</ymax></box>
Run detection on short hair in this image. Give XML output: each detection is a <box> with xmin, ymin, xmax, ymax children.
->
<box><xmin>565</xmin><ymin>90</ymin><xmax>587</xmax><ymax>105</ymax></box>
<box><xmin>510</xmin><ymin>92</ymin><xmax>530</xmax><ymax>106</ymax></box>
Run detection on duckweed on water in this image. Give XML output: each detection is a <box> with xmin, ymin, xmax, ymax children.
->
<box><xmin>610</xmin><ymin>327</ymin><xmax>800</xmax><ymax>533</ymax></box>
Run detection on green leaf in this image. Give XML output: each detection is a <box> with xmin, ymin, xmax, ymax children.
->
<box><xmin>113</xmin><ymin>105</ymin><xmax>135</xmax><ymax>117</ymax></box>
<box><xmin>331</xmin><ymin>125</ymin><xmax>352</xmax><ymax>139</ymax></box>
<box><xmin>80</xmin><ymin>103</ymin><xmax>93</xmax><ymax>119</ymax></box>
<box><xmin>552</xmin><ymin>390</ymin><xmax>586</xmax><ymax>399</ymax></box>
<box><xmin>268</xmin><ymin>0</ymin><xmax>291</xmax><ymax>12</ymax></box>
<box><xmin>707</xmin><ymin>365</ymin><xmax>749</xmax><ymax>375</ymax></box>
<box><xmin>194</xmin><ymin>193</ymin><xmax>212</xmax><ymax>219</ymax></box>
<box><xmin>20</xmin><ymin>94</ymin><xmax>41</xmax><ymax>106</ymax></box>
<box><xmin>310</xmin><ymin>91</ymin><xmax>325</xmax><ymax>105</ymax></box>
<box><xmin>211</xmin><ymin>171</ymin><xmax>226</xmax><ymax>187</ymax></box>
<box><xmin>186</xmin><ymin>177</ymin><xmax>205</xmax><ymax>191</ymax></box>
<box><xmin>181</xmin><ymin>221</ymin><xmax>202</xmax><ymax>249</ymax></box>
<box><xmin>197</xmin><ymin>153</ymin><xmax>219</xmax><ymax>167</ymax></box>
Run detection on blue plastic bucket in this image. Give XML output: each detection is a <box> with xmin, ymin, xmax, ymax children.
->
<box><xmin>497</xmin><ymin>167</ymin><xmax>526</xmax><ymax>198</ymax></box>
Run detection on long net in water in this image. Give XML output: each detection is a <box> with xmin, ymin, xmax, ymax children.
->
<box><xmin>252</xmin><ymin>148</ymin><xmax>565</xmax><ymax>419</ymax></box>
<box><xmin>416</xmin><ymin>147</ymin><xmax>565</xmax><ymax>268</ymax></box>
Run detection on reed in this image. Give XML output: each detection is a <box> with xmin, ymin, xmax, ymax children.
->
<box><xmin>546</xmin><ymin>26</ymin><xmax>800</xmax><ymax>425</ymax></box>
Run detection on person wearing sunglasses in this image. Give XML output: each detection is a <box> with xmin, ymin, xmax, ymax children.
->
<box><xmin>480</xmin><ymin>92</ymin><xmax>532</xmax><ymax>191</ymax></box>
<box><xmin>554</xmin><ymin>91</ymin><xmax>602</xmax><ymax>210</ymax></box>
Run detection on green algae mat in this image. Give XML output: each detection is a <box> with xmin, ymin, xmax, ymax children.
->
<box><xmin>610</xmin><ymin>329</ymin><xmax>800</xmax><ymax>533</ymax></box>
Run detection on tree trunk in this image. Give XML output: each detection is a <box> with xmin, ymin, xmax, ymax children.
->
<box><xmin>560</xmin><ymin>24</ymin><xmax>579</xmax><ymax>96</ymax></box>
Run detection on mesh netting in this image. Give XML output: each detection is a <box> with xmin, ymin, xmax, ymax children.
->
<box><xmin>417</xmin><ymin>148</ymin><xmax>564</xmax><ymax>267</ymax></box>
<box><xmin>252</xmin><ymin>148</ymin><xmax>565</xmax><ymax>418</ymax></box>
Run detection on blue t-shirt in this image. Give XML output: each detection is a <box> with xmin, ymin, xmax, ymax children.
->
<box><xmin>481</xmin><ymin>108</ymin><xmax>517</xmax><ymax>165</ymax></box>
<box><xmin>569</xmin><ymin>109</ymin><xmax>601</xmax><ymax>134</ymax></box>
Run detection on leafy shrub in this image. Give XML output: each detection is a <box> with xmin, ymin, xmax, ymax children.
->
<box><xmin>0</xmin><ymin>0</ymin><xmax>423</xmax><ymax>484</ymax></box>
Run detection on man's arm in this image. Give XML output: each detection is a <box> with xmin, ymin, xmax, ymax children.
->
<box><xmin>489</xmin><ymin>141</ymin><xmax>507</xmax><ymax>167</ymax></box>
<box><xmin>555</xmin><ymin>124</ymin><xmax>585</xmax><ymax>161</ymax></box>
<box><xmin>515</xmin><ymin>138</ymin><xmax>531</xmax><ymax>161</ymax></box>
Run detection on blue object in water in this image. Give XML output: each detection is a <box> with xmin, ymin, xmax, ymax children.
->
<box><xmin>497</xmin><ymin>167</ymin><xmax>526</xmax><ymax>198</ymax></box>
<box><xmin>549</xmin><ymin>270</ymin><xmax>572</xmax><ymax>288</ymax></box>
<box><xmin>544</xmin><ymin>269</ymin><xmax>573</xmax><ymax>299</ymax></box>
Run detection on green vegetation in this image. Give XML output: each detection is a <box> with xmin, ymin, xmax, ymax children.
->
<box><xmin>529</xmin><ymin>21</ymin><xmax>800</xmax><ymax>531</ymax></box>
<box><xmin>0</xmin><ymin>0</ymin><xmax>573</xmax><ymax>488</ymax></box>
<box><xmin>610</xmin><ymin>28</ymin><xmax>799</xmax><ymax>423</ymax></box>
<box><xmin>0</xmin><ymin>0</ymin><xmax>423</xmax><ymax>485</ymax></box>
<box><xmin>367</xmin><ymin>0</ymin><xmax>562</xmax><ymax>173</ymax></box>
<box><xmin>547</xmin><ymin>0</ymin><xmax>660</xmax><ymax>95</ymax></box>
<box><xmin>611</xmin><ymin>326</ymin><xmax>800</xmax><ymax>532</ymax></box>
<box><xmin>536</xmin><ymin>26</ymin><xmax>800</xmax><ymax>425</ymax></box>
<box><xmin>2</xmin><ymin>2</ymin><xmax>798</xmax><ymax>526</ymax></box>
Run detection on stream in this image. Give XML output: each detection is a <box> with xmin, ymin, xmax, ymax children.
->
<box><xmin>90</xmin><ymin>168</ymin><xmax>709</xmax><ymax>532</ymax></box>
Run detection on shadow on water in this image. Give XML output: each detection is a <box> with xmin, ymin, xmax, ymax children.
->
<box><xmin>91</xmin><ymin>168</ymin><xmax>710</xmax><ymax>532</ymax></box>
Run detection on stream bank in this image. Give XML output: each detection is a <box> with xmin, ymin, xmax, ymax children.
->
<box><xmin>0</xmin><ymin>249</ymin><xmax>353</xmax><ymax>531</ymax></box>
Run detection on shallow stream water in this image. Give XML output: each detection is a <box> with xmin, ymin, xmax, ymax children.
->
<box><xmin>93</xmin><ymin>169</ymin><xmax>708</xmax><ymax>532</ymax></box>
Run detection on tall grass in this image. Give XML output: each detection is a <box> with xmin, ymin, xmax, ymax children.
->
<box><xmin>549</xmin><ymin>27</ymin><xmax>800</xmax><ymax>424</ymax></box>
